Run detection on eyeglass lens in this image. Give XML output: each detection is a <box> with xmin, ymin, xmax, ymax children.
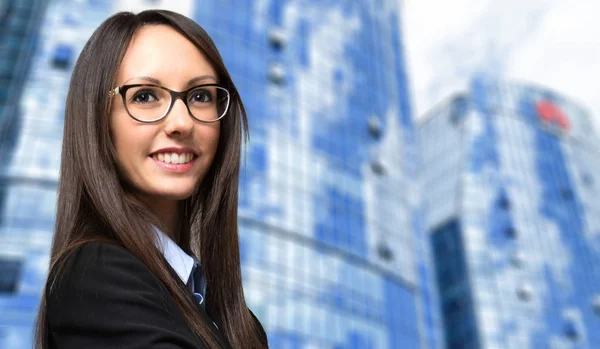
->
<box><xmin>123</xmin><ymin>85</ymin><xmax>229</xmax><ymax>122</ymax></box>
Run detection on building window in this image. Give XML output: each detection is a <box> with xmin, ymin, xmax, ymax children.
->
<box><xmin>367</xmin><ymin>115</ymin><xmax>382</xmax><ymax>138</ymax></box>
<box><xmin>268</xmin><ymin>28</ymin><xmax>286</xmax><ymax>51</ymax></box>
<box><xmin>505</xmin><ymin>226</ymin><xmax>517</xmax><ymax>239</ymax></box>
<box><xmin>564</xmin><ymin>320</ymin><xmax>580</xmax><ymax>342</ymax></box>
<box><xmin>450</xmin><ymin>95</ymin><xmax>468</xmax><ymax>124</ymax></box>
<box><xmin>371</xmin><ymin>159</ymin><xmax>385</xmax><ymax>175</ymax></box>
<box><xmin>511</xmin><ymin>251</ymin><xmax>525</xmax><ymax>268</ymax></box>
<box><xmin>517</xmin><ymin>284</ymin><xmax>533</xmax><ymax>301</ymax></box>
<box><xmin>560</xmin><ymin>188</ymin><xmax>573</xmax><ymax>200</ymax></box>
<box><xmin>0</xmin><ymin>258</ymin><xmax>22</xmax><ymax>293</ymax></box>
<box><xmin>431</xmin><ymin>220</ymin><xmax>481</xmax><ymax>349</ymax></box>
<box><xmin>593</xmin><ymin>294</ymin><xmax>600</xmax><ymax>315</ymax></box>
<box><xmin>268</xmin><ymin>64</ymin><xmax>285</xmax><ymax>85</ymax></box>
<box><xmin>497</xmin><ymin>193</ymin><xmax>510</xmax><ymax>210</ymax></box>
<box><xmin>377</xmin><ymin>242</ymin><xmax>393</xmax><ymax>261</ymax></box>
<box><xmin>52</xmin><ymin>44</ymin><xmax>73</xmax><ymax>70</ymax></box>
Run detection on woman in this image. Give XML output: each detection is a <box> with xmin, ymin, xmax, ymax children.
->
<box><xmin>34</xmin><ymin>9</ymin><xmax>268</xmax><ymax>349</ymax></box>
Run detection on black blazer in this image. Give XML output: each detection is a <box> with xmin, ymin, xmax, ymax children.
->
<box><xmin>46</xmin><ymin>242</ymin><xmax>265</xmax><ymax>348</ymax></box>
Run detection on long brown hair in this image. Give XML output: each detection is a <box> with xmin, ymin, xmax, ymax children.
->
<box><xmin>35</xmin><ymin>10</ymin><xmax>265</xmax><ymax>348</ymax></box>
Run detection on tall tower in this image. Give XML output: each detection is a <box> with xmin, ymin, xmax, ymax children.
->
<box><xmin>419</xmin><ymin>75</ymin><xmax>600</xmax><ymax>348</ymax></box>
<box><xmin>0</xmin><ymin>1</ymin><xmax>50</xmax><ymax>348</ymax></box>
<box><xmin>0</xmin><ymin>1</ymin><xmax>428</xmax><ymax>348</ymax></box>
<box><xmin>205</xmin><ymin>1</ymin><xmax>423</xmax><ymax>347</ymax></box>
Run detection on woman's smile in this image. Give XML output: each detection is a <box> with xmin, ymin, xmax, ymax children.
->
<box><xmin>150</xmin><ymin>150</ymin><xmax>197</xmax><ymax>173</ymax></box>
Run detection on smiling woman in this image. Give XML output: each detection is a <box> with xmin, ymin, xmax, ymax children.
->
<box><xmin>34</xmin><ymin>10</ymin><xmax>267</xmax><ymax>349</ymax></box>
<box><xmin>109</xmin><ymin>24</ymin><xmax>223</xmax><ymax>222</ymax></box>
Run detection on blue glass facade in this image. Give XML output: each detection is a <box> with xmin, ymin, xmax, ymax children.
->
<box><xmin>0</xmin><ymin>1</ymin><xmax>51</xmax><ymax>347</ymax></box>
<box><xmin>0</xmin><ymin>1</ymin><xmax>427</xmax><ymax>348</ymax></box>
<box><xmin>431</xmin><ymin>220</ymin><xmax>479</xmax><ymax>349</ymax></box>
<box><xmin>419</xmin><ymin>75</ymin><xmax>600</xmax><ymax>348</ymax></box>
<box><xmin>194</xmin><ymin>1</ymin><xmax>422</xmax><ymax>347</ymax></box>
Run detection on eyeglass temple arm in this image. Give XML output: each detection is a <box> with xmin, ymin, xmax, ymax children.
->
<box><xmin>108</xmin><ymin>87</ymin><xmax>120</xmax><ymax>98</ymax></box>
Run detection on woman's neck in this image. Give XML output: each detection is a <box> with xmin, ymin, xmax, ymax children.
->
<box><xmin>136</xmin><ymin>194</ymin><xmax>180</xmax><ymax>243</ymax></box>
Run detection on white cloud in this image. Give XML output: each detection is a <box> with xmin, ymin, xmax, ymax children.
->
<box><xmin>404</xmin><ymin>0</ymin><xmax>600</xmax><ymax>131</ymax></box>
<box><xmin>113</xmin><ymin>0</ymin><xmax>194</xmax><ymax>15</ymax></box>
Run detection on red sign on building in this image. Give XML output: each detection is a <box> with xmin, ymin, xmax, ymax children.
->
<box><xmin>536</xmin><ymin>99</ymin><xmax>570</xmax><ymax>132</ymax></box>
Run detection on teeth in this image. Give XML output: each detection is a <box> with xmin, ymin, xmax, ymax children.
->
<box><xmin>153</xmin><ymin>152</ymin><xmax>194</xmax><ymax>165</ymax></box>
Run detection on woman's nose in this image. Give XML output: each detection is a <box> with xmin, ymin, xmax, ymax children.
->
<box><xmin>163</xmin><ymin>98</ymin><xmax>194</xmax><ymax>136</ymax></box>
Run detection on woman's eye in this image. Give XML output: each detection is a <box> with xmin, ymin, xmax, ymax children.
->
<box><xmin>189</xmin><ymin>90</ymin><xmax>213</xmax><ymax>103</ymax></box>
<box><xmin>132</xmin><ymin>91</ymin><xmax>157</xmax><ymax>103</ymax></box>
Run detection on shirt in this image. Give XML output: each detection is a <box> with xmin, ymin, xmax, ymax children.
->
<box><xmin>153</xmin><ymin>226</ymin><xmax>206</xmax><ymax>308</ymax></box>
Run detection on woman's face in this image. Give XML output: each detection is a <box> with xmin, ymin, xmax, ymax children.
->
<box><xmin>110</xmin><ymin>25</ymin><xmax>220</xmax><ymax>203</ymax></box>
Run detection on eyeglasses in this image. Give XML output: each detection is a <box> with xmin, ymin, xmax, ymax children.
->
<box><xmin>108</xmin><ymin>83</ymin><xmax>230</xmax><ymax>123</ymax></box>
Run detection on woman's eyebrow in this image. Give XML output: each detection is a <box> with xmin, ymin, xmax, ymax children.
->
<box><xmin>121</xmin><ymin>75</ymin><xmax>217</xmax><ymax>86</ymax></box>
<box><xmin>122</xmin><ymin>76</ymin><xmax>162</xmax><ymax>85</ymax></box>
<box><xmin>186</xmin><ymin>75</ymin><xmax>218</xmax><ymax>86</ymax></box>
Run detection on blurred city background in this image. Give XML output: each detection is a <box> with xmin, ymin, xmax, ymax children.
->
<box><xmin>0</xmin><ymin>0</ymin><xmax>599</xmax><ymax>348</ymax></box>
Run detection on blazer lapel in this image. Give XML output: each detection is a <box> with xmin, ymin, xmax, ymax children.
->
<box><xmin>163</xmin><ymin>260</ymin><xmax>233</xmax><ymax>348</ymax></box>
<box><xmin>187</xmin><ymin>292</ymin><xmax>233</xmax><ymax>349</ymax></box>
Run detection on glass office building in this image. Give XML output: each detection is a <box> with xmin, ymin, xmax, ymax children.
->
<box><xmin>419</xmin><ymin>75</ymin><xmax>600</xmax><ymax>348</ymax></box>
<box><xmin>0</xmin><ymin>1</ymin><xmax>429</xmax><ymax>348</ymax></box>
<box><xmin>0</xmin><ymin>0</ymin><xmax>52</xmax><ymax>347</ymax></box>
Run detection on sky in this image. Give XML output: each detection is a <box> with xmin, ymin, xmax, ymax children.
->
<box><xmin>403</xmin><ymin>0</ymin><xmax>600</xmax><ymax>131</ymax></box>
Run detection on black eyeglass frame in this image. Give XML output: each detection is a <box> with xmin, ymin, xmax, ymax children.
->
<box><xmin>108</xmin><ymin>83</ymin><xmax>230</xmax><ymax>123</ymax></box>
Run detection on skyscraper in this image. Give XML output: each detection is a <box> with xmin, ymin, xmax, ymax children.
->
<box><xmin>224</xmin><ymin>1</ymin><xmax>423</xmax><ymax>347</ymax></box>
<box><xmin>419</xmin><ymin>75</ymin><xmax>600</xmax><ymax>348</ymax></box>
<box><xmin>0</xmin><ymin>1</ymin><xmax>427</xmax><ymax>348</ymax></box>
<box><xmin>0</xmin><ymin>1</ymin><xmax>51</xmax><ymax>348</ymax></box>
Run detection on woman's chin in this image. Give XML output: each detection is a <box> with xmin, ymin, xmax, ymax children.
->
<box><xmin>160</xmin><ymin>191</ymin><xmax>195</xmax><ymax>201</ymax></box>
<box><xmin>145</xmin><ymin>186</ymin><xmax>197</xmax><ymax>201</ymax></box>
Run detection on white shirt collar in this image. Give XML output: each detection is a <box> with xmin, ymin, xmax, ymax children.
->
<box><xmin>153</xmin><ymin>226</ymin><xmax>195</xmax><ymax>285</ymax></box>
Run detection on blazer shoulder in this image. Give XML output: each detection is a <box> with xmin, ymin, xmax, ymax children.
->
<box><xmin>46</xmin><ymin>241</ymin><xmax>204</xmax><ymax>349</ymax></box>
<box><xmin>48</xmin><ymin>241</ymin><xmax>159</xmax><ymax>298</ymax></box>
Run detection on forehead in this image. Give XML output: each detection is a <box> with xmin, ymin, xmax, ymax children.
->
<box><xmin>116</xmin><ymin>24</ymin><xmax>217</xmax><ymax>86</ymax></box>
